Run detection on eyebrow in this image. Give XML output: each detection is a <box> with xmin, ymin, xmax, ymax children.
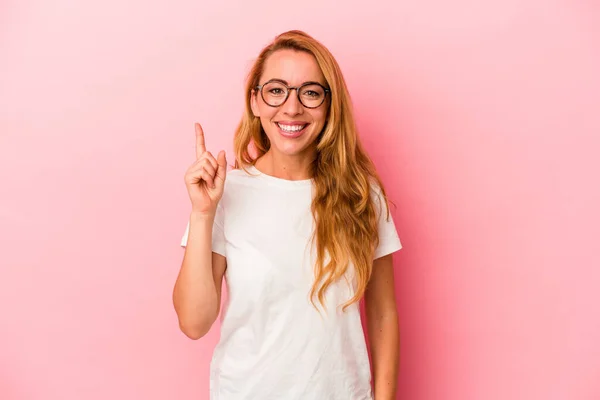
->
<box><xmin>264</xmin><ymin>78</ymin><xmax>327</xmax><ymax>87</ymax></box>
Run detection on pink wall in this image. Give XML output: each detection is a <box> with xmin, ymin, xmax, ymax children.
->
<box><xmin>1</xmin><ymin>1</ymin><xmax>599</xmax><ymax>399</ymax></box>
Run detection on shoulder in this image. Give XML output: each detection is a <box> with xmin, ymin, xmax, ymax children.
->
<box><xmin>367</xmin><ymin>179</ymin><xmax>393</xmax><ymax>220</ymax></box>
<box><xmin>227</xmin><ymin>166</ymin><xmax>256</xmax><ymax>179</ymax></box>
<box><xmin>224</xmin><ymin>166</ymin><xmax>260</xmax><ymax>187</ymax></box>
<box><xmin>368</xmin><ymin>180</ymin><xmax>385</xmax><ymax>204</ymax></box>
<box><xmin>220</xmin><ymin>166</ymin><xmax>265</xmax><ymax>203</ymax></box>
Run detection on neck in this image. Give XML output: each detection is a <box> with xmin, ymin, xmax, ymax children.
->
<box><xmin>256</xmin><ymin>149</ymin><xmax>316</xmax><ymax>181</ymax></box>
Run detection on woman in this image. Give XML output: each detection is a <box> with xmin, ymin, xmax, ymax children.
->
<box><xmin>173</xmin><ymin>30</ymin><xmax>402</xmax><ymax>400</ymax></box>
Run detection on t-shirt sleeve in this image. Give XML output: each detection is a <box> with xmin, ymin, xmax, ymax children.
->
<box><xmin>180</xmin><ymin>201</ymin><xmax>226</xmax><ymax>257</ymax></box>
<box><xmin>372</xmin><ymin>184</ymin><xmax>403</xmax><ymax>260</ymax></box>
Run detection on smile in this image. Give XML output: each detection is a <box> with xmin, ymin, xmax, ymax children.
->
<box><xmin>277</xmin><ymin>123</ymin><xmax>308</xmax><ymax>132</ymax></box>
<box><xmin>276</xmin><ymin>122</ymin><xmax>309</xmax><ymax>138</ymax></box>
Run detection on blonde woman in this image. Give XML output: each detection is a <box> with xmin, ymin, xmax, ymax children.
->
<box><xmin>174</xmin><ymin>30</ymin><xmax>403</xmax><ymax>400</ymax></box>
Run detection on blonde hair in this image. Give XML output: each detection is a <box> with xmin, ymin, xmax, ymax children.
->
<box><xmin>233</xmin><ymin>30</ymin><xmax>391</xmax><ymax>311</ymax></box>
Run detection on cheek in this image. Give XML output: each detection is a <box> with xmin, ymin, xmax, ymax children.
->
<box><xmin>310</xmin><ymin>110</ymin><xmax>328</xmax><ymax>128</ymax></box>
<box><xmin>258</xmin><ymin>103</ymin><xmax>278</xmax><ymax>121</ymax></box>
<box><xmin>259</xmin><ymin>115</ymin><xmax>277</xmax><ymax>138</ymax></box>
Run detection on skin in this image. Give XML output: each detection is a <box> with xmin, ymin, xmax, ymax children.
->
<box><xmin>366</xmin><ymin>254</ymin><xmax>400</xmax><ymax>400</ymax></box>
<box><xmin>250</xmin><ymin>49</ymin><xmax>329</xmax><ymax>181</ymax></box>
<box><xmin>185</xmin><ymin>49</ymin><xmax>400</xmax><ymax>398</ymax></box>
<box><xmin>174</xmin><ymin>123</ymin><xmax>227</xmax><ymax>340</ymax></box>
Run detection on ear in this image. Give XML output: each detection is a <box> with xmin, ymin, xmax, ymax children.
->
<box><xmin>250</xmin><ymin>89</ymin><xmax>260</xmax><ymax>118</ymax></box>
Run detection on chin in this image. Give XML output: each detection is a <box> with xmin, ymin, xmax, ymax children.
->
<box><xmin>266</xmin><ymin>130</ymin><xmax>318</xmax><ymax>157</ymax></box>
<box><xmin>273</xmin><ymin>142</ymin><xmax>309</xmax><ymax>157</ymax></box>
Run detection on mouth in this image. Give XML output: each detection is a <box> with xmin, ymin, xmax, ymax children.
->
<box><xmin>276</xmin><ymin>122</ymin><xmax>309</xmax><ymax>138</ymax></box>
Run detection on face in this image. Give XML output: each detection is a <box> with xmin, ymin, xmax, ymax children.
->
<box><xmin>251</xmin><ymin>49</ymin><xmax>329</xmax><ymax>160</ymax></box>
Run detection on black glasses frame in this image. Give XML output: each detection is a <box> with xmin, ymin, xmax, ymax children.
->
<box><xmin>255</xmin><ymin>79</ymin><xmax>331</xmax><ymax>109</ymax></box>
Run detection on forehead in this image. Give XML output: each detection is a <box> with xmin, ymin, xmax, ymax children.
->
<box><xmin>261</xmin><ymin>49</ymin><xmax>326</xmax><ymax>85</ymax></box>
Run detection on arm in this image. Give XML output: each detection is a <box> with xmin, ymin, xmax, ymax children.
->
<box><xmin>365</xmin><ymin>254</ymin><xmax>400</xmax><ymax>400</ymax></box>
<box><xmin>172</xmin><ymin>212</ymin><xmax>227</xmax><ymax>340</ymax></box>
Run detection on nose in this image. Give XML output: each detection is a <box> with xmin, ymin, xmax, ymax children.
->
<box><xmin>281</xmin><ymin>88</ymin><xmax>303</xmax><ymax>116</ymax></box>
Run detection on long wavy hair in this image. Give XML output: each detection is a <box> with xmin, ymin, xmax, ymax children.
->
<box><xmin>233</xmin><ymin>30</ymin><xmax>391</xmax><ymax>311</ymax></box>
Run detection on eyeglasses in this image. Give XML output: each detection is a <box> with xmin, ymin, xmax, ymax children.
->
<box><xmin>255</xmin><ymin>79</ymin><xmax>330</xmax><ymax>109</ymax></box>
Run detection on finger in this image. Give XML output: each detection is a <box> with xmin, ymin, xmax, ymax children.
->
<box><xmin>187</xmin><ymin>161</ymin><xmax>206</xmax><ymax>176</ymax></box>
<box><xmin>200</xmin><ymin>159</ymin><xmax>216</xmax><ymax>177</ymax></box>
<box><xmin>202</xmin><ymin>151</ymin><xmax>218</xmax><ymax>171</ymax></box>
<box><xmin>200</xmin><ymin>169</ymin><xmax>215</xmax><ymax>188</ymax></box>
<box><xmin>195</xmin><ymin>122</ymin><xmax>206</xmax><ymax>159</ymax></box>
<box><xmin>215</xmin><ymin>150</ymin><xmax>227</xmax><ymax>183</ymax></box>
<box><xmin>187</xmin><ymin>161</ymin><xmax>212</xmax><ymax>180</ymax></box>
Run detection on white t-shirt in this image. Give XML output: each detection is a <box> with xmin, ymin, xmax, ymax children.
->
<box><xmin>181</xmin><ymin>165</ymin><xmax>402</xmax><ymax>400</ymax></box>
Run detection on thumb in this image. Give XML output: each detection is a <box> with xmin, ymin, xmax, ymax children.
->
<box><xmin>215</xmin><ymin>150</ymin><xmax>227</xmax><ymax>183</ymax></box>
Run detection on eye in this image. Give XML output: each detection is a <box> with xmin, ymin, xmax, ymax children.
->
<box><xmin>269</xmin><ymin>88</ymin><xmax>285</xmax><ymax>95</ymax></box>
<box><xmin>301</xmin><ymin>84</ymin><xmax>324</xmax><ymax>99</ymax></box>
<box><xmin>301</xmin><ymin>90</ymin><xmax>322</xmax><ymax>100</ymax></box>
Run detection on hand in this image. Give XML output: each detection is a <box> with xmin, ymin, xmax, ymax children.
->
<box><xmin>184</xmin><ymin>122</ymin><xmax>227</xmax><ymax>215</ymax></box>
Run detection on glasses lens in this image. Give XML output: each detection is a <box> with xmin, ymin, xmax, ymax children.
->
<box><xmin>260</xmin><ymin>81</ymin><xmax>327</xmax><ymax>108</ymax></box>
<box><xmin>262</xmin><ymin>81</ymin><xmax>288</xmax><ymax>106</ymax></box>
<box><xmin>298</xmin><ymin>84</ymin><xmax>326</xmax><ymax>108</ymax></box>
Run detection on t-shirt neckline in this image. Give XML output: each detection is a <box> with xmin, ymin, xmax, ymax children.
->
<box><xmin>247</xmin><ymin>165</ymin><xmax>313</xmax><ymax>188</ymax></box>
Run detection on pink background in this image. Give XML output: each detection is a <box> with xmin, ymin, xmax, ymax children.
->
<box><xmin>1</xmin><ymin>1</ymin><xmax>599</xmax><ymax>399</ymax></box>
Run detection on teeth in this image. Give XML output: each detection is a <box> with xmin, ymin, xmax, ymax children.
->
<box><xmin>277</xmin><ymin>123</ymin><xmax>306</xmax><ymax>132</ymax></box>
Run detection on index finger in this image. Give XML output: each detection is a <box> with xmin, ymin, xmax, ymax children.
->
<box><xmin>195</xmin><ymin>122</ymin><xmax>206</xmax><ymax>159</ymax></box>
